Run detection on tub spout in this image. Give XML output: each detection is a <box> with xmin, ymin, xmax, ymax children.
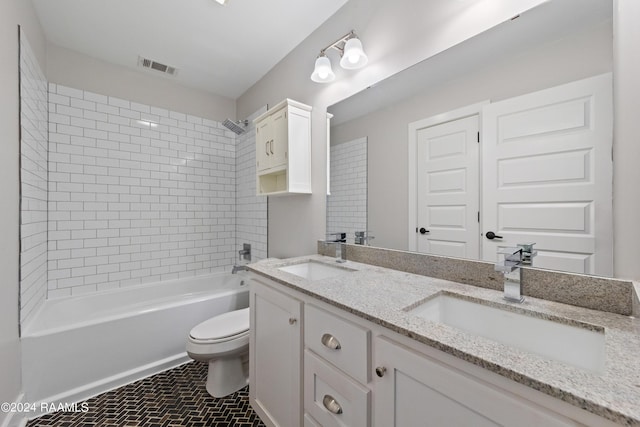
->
<box><xmin>232</xmin><ymin>265</ymin><xmax>248</xmax><ymax>274</ymax></box>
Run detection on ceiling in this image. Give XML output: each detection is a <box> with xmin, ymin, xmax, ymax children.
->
<box><xmin>32</xmin><ymin>0</ymin><xmax>349</xmax><ymax>99</ymax></box>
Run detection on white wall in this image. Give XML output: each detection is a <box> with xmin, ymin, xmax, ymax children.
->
<box><xmin>47</xmin><ymin>84</ymin><xmax>238</xmax><ymax>297</ymax></box>
<box><xmin>235</xmin><ymin>107</ymin><xmax>268</xmax><ymax>262</ymax></box>
<box><xmin>46</xmin><ymin>44</ymin><xmax>236</xmax><ymax>123</ymax></box>
<box><xmin>331</xmin><ymin>21</ymin><xmax>613</xmax><ymax>251</ymax></box>
<box><xmin>237</xmin><ymin>0</ymin><xmax>548</xmax><ymax>258</ymax></box>
<box><xmin>0</xmin><ymin>0</ymin><xmax>46</xmax><ymax>422</ymax></box>
<box><xmin>613</xmin><ymin>0</ymin><xmax>640</xmax><ymax>281</ymax></box>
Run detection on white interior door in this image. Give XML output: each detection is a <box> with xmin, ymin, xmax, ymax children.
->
<box><xmin>416</xmin><ymin>115</ymin><xmax>479</xmax><ymax>259</ymax></box>
<box><xmin>482</xmin><ymin>73</ymin><xmax>613</xmax><ymax>276</ymax></box>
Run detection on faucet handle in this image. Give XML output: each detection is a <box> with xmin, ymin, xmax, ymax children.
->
<box><xmin>497</xmin><ymin>247</ymin><xmax>522</xmax><ymax>255</ymax></box>
<box><xmin>326</xmin><ymin>232</ymin><xmax>347</xmax><ymax>243</ymax></box>
<box><xmin>517</xmin><ymin>242</ymin><xmax>537</xmax><ymax>265</ymax></box>
<box><xmin>517</xmin><ymin>242</ymin><xmax>536</xmax><ymax>253</ymax></box>
<box><xmin>497</xmin><ymin>246</ymin><xmax>523</xmax><ymax>263</ymax></box>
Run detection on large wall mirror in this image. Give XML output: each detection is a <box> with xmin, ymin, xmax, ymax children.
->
<box><xmin>328</xmin><ymin>0</ymin><xmax>614</xmax><ymax>277</ymax></box>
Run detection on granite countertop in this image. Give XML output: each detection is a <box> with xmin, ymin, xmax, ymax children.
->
<box><xmin>247</xmin><ymin>255</ymin><xmax>640</xmax><ymax>426</ymax></box>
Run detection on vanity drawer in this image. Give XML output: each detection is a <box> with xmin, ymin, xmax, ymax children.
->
<box><xmin>304</xmin><ymin>350</ymin><xmax>370</xmax><ymax>427</ymax></box>
<box><xmin>305</xmin><ymin>304</ymin><xmax>370</xmax><ymax>383</ymax></box>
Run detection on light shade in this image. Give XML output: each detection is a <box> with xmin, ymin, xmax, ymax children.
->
<box><xmin>310</xmin><ymin>55</ymin><xmax>336</xmax><ymax>83</ymax></box>
<box><xmin>339</xmin><ymin>37</ymin><xmax>368</xmax><ymax>70</ymax></box>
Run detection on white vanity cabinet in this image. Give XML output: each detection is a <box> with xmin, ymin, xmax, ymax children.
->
<box><xmin>249</xmin><ymin>273</ymin><xmax>619</xmax><ymax>427</ymax></box>
<box><xmin>374</xmin><ymin>336</ymin><xmax>580</xmax><ymax>427</ymax></box>
<box><xmin>254</xmin><ymin>99</ymin><xmax>312</xmax><ymax>196</ymax></box>
<box><xmin>249</xmin><ymin>276</ymin><xmax>303</xmax><ymax>427</ymax></box>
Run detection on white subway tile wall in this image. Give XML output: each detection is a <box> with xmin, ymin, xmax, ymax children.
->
<box><xmin>47</xmin><ymin>84</ymin><xmax>240</xmax><ymax>297</ymax></box>
<box><xmin>235</xmin><ymin>108</ymin><xmax>268</xmax><ymax>261</ymax></box>
<box><xmin>327</xmin><ymin>137</ymin><xmax>367</xmax><ymax>243</ymax></box>
<box><xmin>19</xmin><ymin>29</ymin><xmax>49</xmax><ymax>327</ymax></box>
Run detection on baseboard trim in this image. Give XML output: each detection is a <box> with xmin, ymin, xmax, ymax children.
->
<box><xmin>0</xmin><ymin>393</ymin><xmax>28</xmax><ymax>427</ymax></box>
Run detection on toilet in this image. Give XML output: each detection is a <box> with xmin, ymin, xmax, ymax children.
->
<box><xmin>186</xmin><ymin>307</ymin><xmax>250</xmax><ymax>398</ymax></box>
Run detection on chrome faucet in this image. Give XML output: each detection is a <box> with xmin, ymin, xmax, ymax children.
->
<box><xmin>232</xmin><ymin>243</ymin><xmax>251</xmax><ymax>274</ymax></box>
<box><xmin>326</xmin><ymin>232</ymin><xmax>347</xmax><ymax>263</ymax></box>
<box><xmin>355</xmin><ymin>231</ymin><xmax>375</xmax><ymax>246</ymax></box>
<box><xmin>232</xmin><ymin>264</ymin><xmax>248</xmax><ymax>274</ymax></box>
<box><xmin>495</xmin><ymin>243</ymin><xmax>537</xmax><ymax>303</ymax></box>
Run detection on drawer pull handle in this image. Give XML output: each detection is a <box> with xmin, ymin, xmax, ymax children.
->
<box><xmin>321</xmin><ymin>333</ymin><xmax>341</xmax><ymax>350</ymax></box>
<box><xmin>375</xmin><ymin>366</ymin><xmax>386</xmax><ymax>377</ymax></box>
<box><xmin>322</xmin><ymin>394</ymin><xmax>343</xmax><ymax>415</ymax></box>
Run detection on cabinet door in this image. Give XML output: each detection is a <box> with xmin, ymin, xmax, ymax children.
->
<box><xmin>256</xmin><ymin>116</ymin><xmax>273</xmax><ymax>172</ymax></box>
<box><xmin>374</xmin><ymin>336</ymin><xmax>578</xmax><ymax>427</ymax></box>
<box><xmin>250</xmin><ymin>279</ymin><xmax>303</xmax><ymax>427</ymax></box>
<box><xmin>270</xmin><ymin>107</ymin><xmax>288</xmax><ymax>169</ymax></box>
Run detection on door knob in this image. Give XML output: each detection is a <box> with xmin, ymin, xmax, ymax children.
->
<box><xmin>485</xmin><ymin>231</ymin><xmax>503</xmax><ymax>240</ymax></box>
<box><xmin>419</xmin><ymin>227</ymin><xmax>429</xmax><ymax>235</ymax></box>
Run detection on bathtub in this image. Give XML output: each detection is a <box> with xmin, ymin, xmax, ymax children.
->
<box><xmin>21</xmin><ymin>272</ymin><xmax>249</xmax><ymax>410</ymax></box>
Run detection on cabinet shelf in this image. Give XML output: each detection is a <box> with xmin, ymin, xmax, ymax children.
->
<box><xmin>254</xmin><ymin>99</ymin><xmax>312</xmax><ymax>196</ymax></box>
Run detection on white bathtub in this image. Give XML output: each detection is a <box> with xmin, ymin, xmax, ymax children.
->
<box><xmin>21</xmin><ymin>272</ymin><xmax>249</xmax><ymax>410</ymax></box>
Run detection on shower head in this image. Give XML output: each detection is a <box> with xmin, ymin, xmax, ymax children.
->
<box><xmin>222</xmin><ymin>119</ymin><xmax>248</xmax><ymax>135</ymax></box>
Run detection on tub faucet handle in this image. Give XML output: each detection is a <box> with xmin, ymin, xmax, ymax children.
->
<box><xmin>238</xmin><ymin>243</ymin><xmax>251</xmax><ymax>262</ymax></box>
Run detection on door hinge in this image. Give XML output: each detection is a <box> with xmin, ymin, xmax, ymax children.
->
<box><xmin>477</xmin><ymin>132</ymin><xmax>480</xmax><ymax>143</ymax></box>
<box><xmin>478</xmin><ymin>211</ymin><xmax>480</xmax><ymax>223</ymax></box>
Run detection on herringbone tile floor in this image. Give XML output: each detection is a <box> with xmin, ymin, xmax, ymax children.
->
<box><xmin>27</xmin><ymin>361</ymin><xmax>265</xmax><ymax>427</ymax></box>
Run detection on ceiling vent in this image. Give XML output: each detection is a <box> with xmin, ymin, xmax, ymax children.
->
<box><xmin>137</xmin><ymin>56</ymin><xmax>178</xmax><ymax>76</ymax></box>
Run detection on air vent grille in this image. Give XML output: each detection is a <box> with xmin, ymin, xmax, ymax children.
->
<box><xmin>138</xmin><ymin>56</ymin><xmax>177</xmax><ymax>76</ymax></box>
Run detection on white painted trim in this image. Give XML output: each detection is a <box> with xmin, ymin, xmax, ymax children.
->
<box><xmin>326</xmin><ymin>112</ymin><xmax>333</xmax><ymax>196</ymax></box>
<box><xmin>407</xmin><ymin>101</ymin><xmax>489</xmax><ymax>251</ymax></box>
<box><xmin>0</xmin><ymin>393</ymin><xmax>26</xmax><ymax>427</ymax></box>
<box><xmin>23</xmin><ymin>354</ymin><xmax>190</xmax><ymax>421</ymax></box>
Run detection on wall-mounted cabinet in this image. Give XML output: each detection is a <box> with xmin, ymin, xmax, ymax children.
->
<box><xmin>254</xmin><ymin>99</ymin><xmax>312</xmax><ymax>196</ymax></box>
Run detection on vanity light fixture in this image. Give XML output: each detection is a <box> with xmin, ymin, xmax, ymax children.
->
<box><xmin>311</xmin><ymin>54</ymin><xmax>336</xmax><ymax>83</ymax></box>
<box><xmin>310</xmin><ymin>30</ymin><xmax>368</xmax><ymax>83</ymax></box>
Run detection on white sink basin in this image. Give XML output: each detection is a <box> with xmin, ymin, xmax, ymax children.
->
<box><xmin>278</xmin><ymin>261</ymin><xmax>355</xmax><ymax>281</ymax></box>
<box><xmin>408</xmin><ymin>293</ymin><xmax>605</xmax><ymax>373</ymax></box>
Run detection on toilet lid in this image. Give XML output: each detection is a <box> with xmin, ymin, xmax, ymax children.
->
<box><xmin>190</xmin><ymin>307</ymin><xmax>250</xmax><ymax>340</ymax></box>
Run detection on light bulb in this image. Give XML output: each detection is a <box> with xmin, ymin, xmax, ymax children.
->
<box><xmin>340</xmin><ymin>36</ymin><xmax>368</xmax><ymax>70</ymax></box>
<box><xmin>311</xmin><ymin>55</ymin><xmax>335</xmax><ymax>83</ymax></box>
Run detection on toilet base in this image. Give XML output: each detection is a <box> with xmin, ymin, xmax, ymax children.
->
<box><xmin>205</xmin><ymin>356</ymin><xmax>249</xmax><ymax>398</ymax></box>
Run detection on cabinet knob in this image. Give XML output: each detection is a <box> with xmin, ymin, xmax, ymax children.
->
<box><xmin>322</xmin><ymin>394</ymin><xmax>343</xmax><ymax>415</ymax></box>
<box><xmin>288</xmin><ymin>317</ymin><xmax>297</xmax><ymax>325</ymax></box>
<box><xmin>375</xmin><ymin>366</ymin><xmax>387</xmax><ymax>377</ymax></box>
<box><xmin>321</xmin><ymin>333</ymin><xmax>341</xmax><ymax>350</ymax></box>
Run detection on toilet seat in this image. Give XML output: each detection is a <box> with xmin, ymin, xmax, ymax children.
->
<box><xmin>189</xmin><ymin>307</ymin><xmax>249</xmax><ymax>341</ymax></box>
<box><xmin>189</xmin><ymin>329</ymin><xmax>249</xmax><ymax>345</ymax></box>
